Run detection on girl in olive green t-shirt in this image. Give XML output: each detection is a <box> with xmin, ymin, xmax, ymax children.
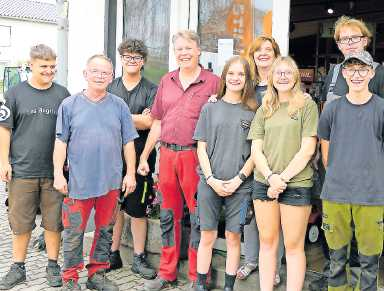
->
<box><xmin>248</xmin><ymin>56</ymin><xmax>318</xmax><ymax>291</ymax></box>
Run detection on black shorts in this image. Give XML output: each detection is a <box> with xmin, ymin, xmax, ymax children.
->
<box><xmin>252</xmin><ymin>181</ymin><xmax>312</xmax><ymax>206</ymax></box>
<box><xmin>120</xmin><ymin>174</ymin><xmax>154</xmax><ymax>218</ymax></box>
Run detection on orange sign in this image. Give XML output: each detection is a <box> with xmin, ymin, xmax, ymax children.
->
<box><xmin>263</xmin><ymin>10</ymin><xmax>272</xmax><ymax>36</ymax></box>
<box><xmin>226</xmin><ymin>0</ymin><xmax>253</xmax><ymax>51</ymax></box>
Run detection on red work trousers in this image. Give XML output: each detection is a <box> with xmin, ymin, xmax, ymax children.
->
<box><xmin>61</xmin><ymin>190</ymin><xmax>119</xmax><ymax>282</ymax></box>
<box><xmin>158</xmin><ymin>146</ymin><xmax>200</xmax><ymax>282</ymax></box>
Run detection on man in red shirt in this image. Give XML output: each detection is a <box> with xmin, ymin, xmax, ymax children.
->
<box><xmin>138</xmin><ymin>30</ymin><xmax>220</xmax><ymax>291</ymax></box>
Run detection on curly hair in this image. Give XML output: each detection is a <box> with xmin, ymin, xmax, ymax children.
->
<box><xmin>118</xmin><ymin>39</ymin><xmax>148</xmax><ymax>61</ymax></box>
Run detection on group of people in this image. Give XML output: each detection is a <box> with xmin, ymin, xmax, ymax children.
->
<box><xmin>0</xmin><ymin>14</ymin><xmax>383</xmax><ymax>291</ymax></box>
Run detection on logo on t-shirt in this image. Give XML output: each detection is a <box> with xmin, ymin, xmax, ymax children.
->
<box><xmin>240</xmin><ymin>119</ymin><xmax>251</xmax><ymax>129</ymax></box>
<box><xmin>0</xmin><ymin>103</ymin><xmax>11</xmax><ymax>121</ymax></box>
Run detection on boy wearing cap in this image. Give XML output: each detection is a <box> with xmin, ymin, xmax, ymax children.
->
<box><xmin>318</xmin><ymin>51</ymin><xmax>384</xmax><ymax>291</ymax></box>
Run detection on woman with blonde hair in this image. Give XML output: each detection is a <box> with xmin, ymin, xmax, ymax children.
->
<box><xmin>236</xmin><ymin>36</ymin><xmax>284</xmax><ymax>285</ymax></box>
<box><xmin>248</xmin><ymin>56</ymin><xmax>318</xmax><ymax>291</ymax></box>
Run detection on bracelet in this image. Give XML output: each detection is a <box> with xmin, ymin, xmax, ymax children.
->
<box><xmin>206</xmin><ymin>174</ymin><xmax>213</xmax><ymax>182</ymax></box>
<box><xmin>266</xmin><ymin>172</ymin><xmax>274</xmax><ymax>183</ymax></box>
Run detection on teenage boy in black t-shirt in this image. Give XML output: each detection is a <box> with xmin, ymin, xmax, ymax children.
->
<box><xmin>318</xmin><ymin>51</ymin><xmax>384</xmax><ymax>291</ymax></box>
<box><xmin>107</xmin><ymin>39</ymin><xmax>157</xmax><ymax>280</ymax></box>
<box><xmin>0</xmin><ymin>44</ymin><xmax>70</xmax><ymax>290</ymax></box>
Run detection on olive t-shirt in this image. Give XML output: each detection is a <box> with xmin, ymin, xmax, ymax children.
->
<box><xmin>248</xmin><ymin>98</ymin><xmax>319</xmax><ymax>187</ymax></box>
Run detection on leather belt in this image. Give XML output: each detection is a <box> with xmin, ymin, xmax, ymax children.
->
<box><xmin>160</xmin><ymin>142</ymin><xmax>197</xmax><ymax>151</ymax></box>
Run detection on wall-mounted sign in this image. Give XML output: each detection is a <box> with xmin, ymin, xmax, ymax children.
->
<box><xmin>226</xmin><ymin>0</ymin><xmax>253</xmax><ymax>51</ymax></box>
<box><xmin>299</xmin><ymin>68</ymin><xmax>315</xmax><ymax>83</ymax></box>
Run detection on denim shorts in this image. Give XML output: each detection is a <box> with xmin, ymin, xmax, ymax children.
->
<box><xmin>252</xmin><ymin>181</ymin><xmax>312</xmax><ymax>206</ymax></box>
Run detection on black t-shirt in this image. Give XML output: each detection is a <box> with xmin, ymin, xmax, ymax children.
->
<box><xmin>320</xmin><ymin>63</ymin><xmax>384</xmax><ymax>101</ymax></box>
<box><xmin>318</xmin><ymin>94</ymin><xmax>384</xmax><ymax>205</ymax></box>
<box><xmin>108</xmin><ymin>77</ymin><xmax>157</xmax><ymax>173</ymax></box>
<box><xmin>0</xmin><ymin>81</ymin><xmax>70</xmax><ymax>178</ymax></box>
<box><xmin>254</xmin><ymin>84</ymin><xmax>267</xmax><ymax>106</ymax></box>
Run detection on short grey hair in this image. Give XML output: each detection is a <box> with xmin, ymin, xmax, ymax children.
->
<box><xmin>172</xmin><ymin>30</ymin><xmax>200</xmax><ymax>47</ymax></box>
<box><xmin>86</xmin><ymin>54</ymin><xmax>114</xmax><ymax>70</ymax></box>
<box><xmin>30</xmin><ymin>44</ymin><xmax>56</xmax><ymax>60</ymax></box>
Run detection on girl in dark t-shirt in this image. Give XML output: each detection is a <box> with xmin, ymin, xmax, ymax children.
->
<box><xmin>193</xmin><ymin>56</ymin><xmax>257</xmax><ymax>291</ymax></box>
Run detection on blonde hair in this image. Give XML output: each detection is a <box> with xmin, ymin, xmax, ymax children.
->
<box><xmin>243</xmin><ymin>35</ymin><xmax>280</xmax><ymax>83</ymax></box>
<box><xmin>334</xmin><ymin>16</ymin><xmax>372</xmax><ymax>46</ymax></box>
<box><xmin>262</xmin><ymin>56</ymin><xmax>306</xmax><ymax>119</ymax></box>
<box><xmin>172</xmin><ymin>30</ymin><xmax>200</xmax><ymax>47</ymax></box>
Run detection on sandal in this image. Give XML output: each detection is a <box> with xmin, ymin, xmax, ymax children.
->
<box><xmin>274</xmin><ymin>273</ymin><xmax>281</xmax><ymax>286</ymax></box>
<box><xmin>236</xmin><ymin>263</ymin><xmax>257</xmax><ymax>280</ymax></box>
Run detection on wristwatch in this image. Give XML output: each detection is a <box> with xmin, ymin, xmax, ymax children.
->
<box><xmin>238</xmin><ymin>172</ymin><xmax>247</xmax><ymax>182</ymax></box>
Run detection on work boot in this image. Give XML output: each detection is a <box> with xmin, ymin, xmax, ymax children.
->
<box><xmin>107</xmin><ymin>250</ymin><xmax>123</xmax><ymax>272</ymax></box>
<box><xmin>86</xmin><ymin>270</ymin><xmax>119</xmax><ymax>291</ymax></box>
<box><xmin>46</xmin><ymin>263</ymin><xmax>63</xmax><ymax>287</ymax></box>
<box><xmin>194</xmin><ymin>272</ymin><xmax>208</xmax><ymax>291</ymax></box>
<box><xmin>145</xmin><ymin>276</ymin><xmax>176</xmax><ymax>291</ymax></box>
<box><xmin>309</xmin><ymin>275</ymin><xmax>328</xmax><ymax>291</ymax></box>
<box><xmin>223</xmin><ymin>273</ymin><xmax>236</xmax><ymax>291</ymax></box>
<box><xmin>193</xmin><ymin>281</ymin><xmax>208</xmax><ymax>291</ymax></box>
<box><xmin>0</xmin><ymin>263</ymin><xmax>26</xmax><ymax>290</ymax></box>
<box><xmin>131</xmin><ymin>253</ymin><xmax>157</xmax><ymax>279</ymax></box>
<box><xmin>61</xmin><ymin>279</ymin><xmax>82</xmax><ymax>291</ymax></box>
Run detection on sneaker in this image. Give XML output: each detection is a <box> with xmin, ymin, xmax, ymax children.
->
<box><xmin>86</xmin><ymin>270</ymin><xmax>119</xmax><ymax>291</ymax></box>
<box><xmin>107</xmin><ymin>250</ymin><xmax>123</xmax><ymax>272</ymax></box>
<box><xmin>61</xmin><ymin>279</ymin><xmax>82</xmax><ymax>291</ymax></box>
<box><xmin>131</xmin><ymin>253</ymin><xmax>157</xmax><ymax>280</ymax></box>
<box><xmin>0</xmin><ymin>264</ymin><xmax>26</xmax><ymax>290</ymax></box>
<box><xmin>145</xmin><ymin>276</ymin><xmax>176</xmax><ymax>291</ymax></box>
<box><xmin>46</xmin><ymin>263</ymin><xmax>63</xmax><ymax>287</ymax></box>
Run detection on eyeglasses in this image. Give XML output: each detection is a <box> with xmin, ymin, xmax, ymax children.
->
<box><xmin>337</xmin><ymin>35</ymin><xmax>365</xmax><ymax>45</ymax></box>
<box><xmin>121</xmin><ymin>55</ymin><xmax>143</xmax><ymax>62</ymax></box>
<box><xmin>343</xmin><ymin>68</ymin><xmax>370</xmax><ymax>77</ymax></box>
<box><xmin>274</xmin><ymin>70</ymin><xmax>294</xmax><ymax>77</ymax></box>
<box><xmin>88</xmin><ymin>69</ymin><xmax>113</xmax><ymax>78</ymax></box>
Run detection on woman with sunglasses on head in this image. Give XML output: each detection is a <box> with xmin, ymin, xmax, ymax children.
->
<box><xmin>193</xmin><ymin>56</ymin><xmax>257</xmax><ymax>291</ymax></box>
<box><xmin>248</xmin><ymin>56</ymin><xmax>318</xmax><ymax>291</ymax></box>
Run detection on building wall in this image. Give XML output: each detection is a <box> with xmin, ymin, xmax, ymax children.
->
<box><xmin>0</xmin><ymin>18</ymin><xmax>57</xmax><ymax>66</ymax></box>
<box><xmin>65</xmin><ymin>0</ymin><xmax>290</xmax><ymax>90</ymax></box>
<box><xmin>67</xmin><ymin>0</ymin><xmax>105</xmax><ymax>93</ymax></box>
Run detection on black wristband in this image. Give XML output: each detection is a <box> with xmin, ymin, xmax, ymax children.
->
<box><xmin>206</xmin><ymin>174</ymin><xmax>213</xmax><ymax>182</ymax></box>
<box><xmin>238</xmin><ymin>172</ymin><xmax>247</xmax><ymax>182</ymax></box>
